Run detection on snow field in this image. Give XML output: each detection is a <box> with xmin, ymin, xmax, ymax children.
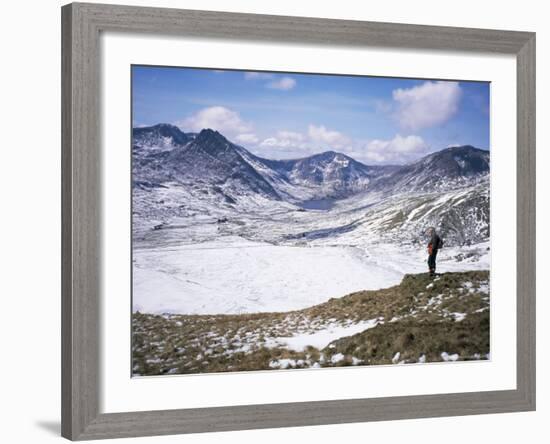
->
<box><xmin>133</xmin><ymin>234</ymin><xmax>490</xmax><ymax>316</ymax></box>
<box><xmin>133</xmin><ymin>237</ymin><xmax>403</xmax><ymax>314</ymax></box>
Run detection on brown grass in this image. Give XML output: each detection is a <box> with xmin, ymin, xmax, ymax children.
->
<box><xmin>132</xmin><ymin>270</ymin><xmax>490</xmax><ymax>375</ymax></box>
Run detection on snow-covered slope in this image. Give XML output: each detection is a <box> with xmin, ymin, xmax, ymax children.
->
<box><xmin>300</xmin><ymin>178</ymin><xmax>490</xmax><ymax>247</ymax></box>
<box><xmin>369</xmin><ymin>145</ymin><xmax>490</xmax><ymax>194</ymax></box>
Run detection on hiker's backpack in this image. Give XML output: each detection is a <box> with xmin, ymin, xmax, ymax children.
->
<box><xmin>436</xmin><ymin>236</ymin><xmax>444</xmax><ymax>249</ymax></box>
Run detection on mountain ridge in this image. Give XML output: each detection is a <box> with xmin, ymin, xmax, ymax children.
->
<box><xmin>132</xmin><ymin>124</ymin><xmax>490</xmax><ymax>247</ymax></box>
<box><xmin>133</xmin><ymin>123</ymin><xmax>489</xmax><ymax>203</ymax></box>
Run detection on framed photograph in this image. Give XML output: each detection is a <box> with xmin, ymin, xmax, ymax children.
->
<box><xmin>62</xmin><ymin>2</ymin><xmax>535</xmax><ymax>440</ymax></box>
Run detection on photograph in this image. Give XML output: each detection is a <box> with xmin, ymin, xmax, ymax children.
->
<box><xmin>131</xmin><ymin>66</ymin><xmax>491</xmax><ymax>376</ymax></box>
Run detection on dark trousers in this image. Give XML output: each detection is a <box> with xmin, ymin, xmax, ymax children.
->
<box><xmin>428</xmin><ymin>250</ymin><xmax>438</xmax><ymax>273</ymax></box>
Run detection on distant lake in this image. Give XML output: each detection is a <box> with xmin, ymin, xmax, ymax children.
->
<box><xmin>299</xmin><ymin>198</ymin><xmax>336</xmax><ymax>211</ymax></box>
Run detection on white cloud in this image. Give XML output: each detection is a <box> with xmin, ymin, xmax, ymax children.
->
<box><xmin>368</xmin><ymin>134</ymin><xmax>427</xmax><ymax>154</ymax></box>
<box><xmin>235</xmin><ymin>133</ymin><xmax>259</xmax><ymax>145</ymax></box>
<box><xmin>244</xmin><ymin>72</ymin><xmax>296</xmax><ymax>90</ymax></box>
<box><xmin>365</xmin><ymin>134</ymin><xmax>429</xmax><ymax>163</ymax></box>
<box><xmin>259</xmin><ymin>137</ymin><xmax>279</xmax><ymax>147</ymax></box>
<box><xmin>392</xmin><ymin>81</ymin><xmax>462</xmax><ymax>131</ymax></box>
<box><xmin>253</xmin><ymin>128</ymin><xmax>429</xmax><ymax>164</ymax></box>
<box><xmin>178</xmin><ymin>106</ymin><xmax>252</xmax><ymax>136</ymax></box>
<box><xmin>267</xmin><ymin>77</ymin><xmax>297</xmax><ymax>91</ymax></box>
<box><xmin>308</xmin><ymin>124</ymin><xmax>350</xmax><ymax>148</ymax></box>
<box><xmin>244</xmin><ymin>71</ymin><xmax>274</xmax><ymax>80</ymax></box>
<box><xmin>256</xmin><ymin>125</ymin><xmax>351</xmax><ymax>159</ymax></box>
<box><xmin>275</xmin><ymin>130</ymin><xmax>305</xmax><ymax>143</ymax></box>
<box><xmin>260</xmin><ymin>131</ymin><xmax>306</xmax><ymax>148</ymax></box>
<box><xmin>256</xmin><ymin>130</ymin><xmax>316</xmax><ymax>159</ymax></box>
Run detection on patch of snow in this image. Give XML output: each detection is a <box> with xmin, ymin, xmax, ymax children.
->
<box><xmin>426</xmin><ymin>294</ymin><xmax>443</xmax><ymax>307</ymax></box>
<box><xmin>441</xmin><ymin>352</ymin><xmax>459</xmax><ymax>362</ymax></box>
<box><xmin>233</xmin><ymin>344</ymin><xmax>251</xmax><ymax>353</ymax></box>
<box><xmin>454</xmin><ymin>156</ymin><xmax>467</xmax><ymax>169</ymax></box>
<box><xmin>451</xmin><ymin>312</ymin><xmax>467</xmax><ymax>322</ymax></box>
<box><xmin>278</xmin><ymin>359</ymin><xmax>297</xmax><ymax>369</ymax></box>
<box><xmin>269</xmin><ymin>359</ymin><xmax>298</xmax><ymax>369</ymax></box>
<box><xmin>330</xmin><ymin>353</ymin><xmax>345</xmax><ymax>364</ymax></box>
<box><xmin>392</xmin><ymin>352</ymin><xmax>401</xmax><ymax>364</ymax></box>
<box><xmin>462</xmin><ymin>282</ymin><xmax>475</xmax><ymax>293</ymax></box>
<box><xmin>478</xmin><ymin>282</ymin><xmax>490</xmax><ymax>294</ymax></box>
<box><xmin>418</xmin><ymin>354</ymin><xmax>426</xmax><ymax>363</ymax></box>
<box><xmin>266</xmin><ymin>318</ymin><xmax>380</xmax><ymax>352</ymax></box>
<box><xmin>406</xmin><ymin>203</ymin><xmax>428</xmax><ymax>222</ymax></box>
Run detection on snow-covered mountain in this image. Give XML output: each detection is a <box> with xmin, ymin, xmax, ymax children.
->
<box><xmin>168</xmin><ymin>129</ymin><xmax>283</xmax><ymax>200</ymax></box>
<box><xmin>133</xmin><ymin>124</ymin><xmax>489</xmax><ymax>201</ymax></box>
<box><xmin>133</xmin><ymin>125</ymin><xmax>386</xmax><ymax>202</ymax></box>
<box><xmin>334</xmin><ymin>177</ymin><xmax>490</xmax><ymax>247</ymax></box>
<box><xmin>133</xmin><ymin>123</ymin><xmax>195</xmax><ymax>150</ymax></box>
<box><xmin>133</xmin><ymin>127</ymin><xmax>282</xmax><ymax>201</ymax></box>
<box><xmin>369</xmin><ymin>145</ymin><xmax>490</xmax><ymax>194</ymax></box>
<box><xmin>132</xmin><ymin>124</ymin><xmax>490</xmax><ymax>247</ymax></box>
<box><xmin>264</xmin><ymin>151</ymin><xmax>397</xmax><ymax>198</ymax></box>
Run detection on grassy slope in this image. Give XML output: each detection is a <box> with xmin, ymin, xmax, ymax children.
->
<box><xmin>132</xmin><ymin>270</ymin><xmax>489</xmax><ymax>376</ymax></box>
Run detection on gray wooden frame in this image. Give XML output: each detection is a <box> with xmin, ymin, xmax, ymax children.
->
<box><xmin>61</xmin><ymin>2</ymin><xmax>536</xmax><ymax>440</ymax></box>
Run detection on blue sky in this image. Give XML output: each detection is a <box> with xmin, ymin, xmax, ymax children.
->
<box><xmin>132</xmin><ymin>65</ymin><xmax>490</xmax><ymax>164</ymax></box>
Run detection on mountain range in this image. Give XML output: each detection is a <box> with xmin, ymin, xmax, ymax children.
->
<box><xmin>133</xmin><ymin>123</ymin><xmax>489</xmax><ymax>202</ymax></box>
<box><xmin>132</xmin><ymin>124</ymin><xmax>490</xmax><ymax>246</ymax></box>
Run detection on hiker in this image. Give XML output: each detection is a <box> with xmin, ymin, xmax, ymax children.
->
<box><xmin>426</xmin><ymin>227</ymin><xmax>443</xmax><ymax>276</ymax></box>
